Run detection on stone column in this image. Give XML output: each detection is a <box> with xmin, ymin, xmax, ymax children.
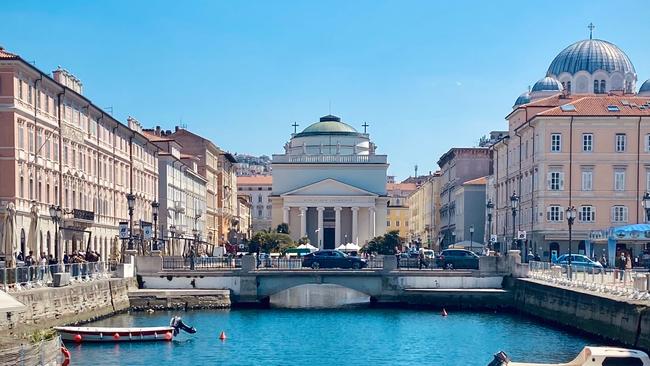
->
<box><xmin>299</xmin><ymin>207</ymin><xmax>307</xmax><ymax>238</ymax></box>
<box><xmin>351</xmin><ymin>207</ymin><xmax>359</xmax><ymax>245</ymax></box>
<box><xmin>317</xmin><ymin>207</ymin><xmax>325</xmax><ymax>250</ymax></box>
<box><xmin>334</xmin><ymin>207</ymin><xmax>342</xmax><ymax>247</ymax></box>
<box><xmin>282</xmin><ymin>206</ymin><xmax>290</xmax><ymax>224</ymax></box>
<box><xmin>369</xmin><ymin>207</ymin><xmax>376</xmax><ymax>238</ymax></box>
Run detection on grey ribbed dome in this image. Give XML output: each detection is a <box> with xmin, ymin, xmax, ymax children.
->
<box><xmin>639</xmin><ymin>80</ymin><xmax>650</xmax><ymax>95</ymax></box>
<box><xmin>531</xmin><ymin>77</ymin><xmax>563</xmax><ymax>92</ymax></box>
<box><xmin>514</xmin><ymin>92</ymin><xmax>531</xmax><ymax>106</ymax></box>
<box><xmin>547</xmin><ymin>39</ymin><xmax>635</xmax><ymax>76</ymax></box>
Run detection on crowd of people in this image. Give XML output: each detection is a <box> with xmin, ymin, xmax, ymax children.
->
<box><xmin>13</xmin><ymin>249</ymin><xmax>104</xmax><ymax>281</ymax></box>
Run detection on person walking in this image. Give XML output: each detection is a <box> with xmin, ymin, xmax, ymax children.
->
<box><xmin>395</xmin><ymin>246</ymin><xmax>401</xmax><ymax>269</ymax></box>
<box><xmin>418</xmin><ymin>247</ymin><xmax>426</xmax><ymax>270</ymax></box>
<box><xmin>616</xmin><ymin>252</ymin><xmax>626</xmax><ymax>281</ymax></box>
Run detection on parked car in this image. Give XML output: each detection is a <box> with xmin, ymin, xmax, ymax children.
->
<box><xmin>554</xmin><ymin>254</ymin><xmax>604</xmax><ymax>273</ymax></box>
<box><xmin>301</xmin><ymin>250</ymin><xmax>367</xmax><ymax>269</ymax></box>
<box><xmin>435</xmin><ymin>249</ymin><xmax>479</xmax><ymax>270</ymax></box>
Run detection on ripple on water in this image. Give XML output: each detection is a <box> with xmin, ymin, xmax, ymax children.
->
<box><xmin>66</xmin><ymin>309</ymin><xmax>598</xmax><ymax>366</ymax></box>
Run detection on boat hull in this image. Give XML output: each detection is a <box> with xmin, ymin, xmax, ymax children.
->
<box><xmin>55</xmin><ymin>326</ymin><xmax>175</xmax><ymax>342</ymax></box>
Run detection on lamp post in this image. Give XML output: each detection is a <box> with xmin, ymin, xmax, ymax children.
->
<box><xmin>566</xmin><ymin>205</ymin><xmax>577</xmax><ymax>279</ymax></box>
<box><xmin>510</xmin><ymin>192</ymin><xmax>519</xmax><ymax>253</ymax></box>
<box><xmin>126</xmin><ymin>193</ymin><xmax>136</xmax><ymax>251</ymax></box>
<box><xmin>151</xmin><ymin>201</ymin><xmax>159</xmax><ymax>252</ymax></box>
<box><xmin>642</xmin><ymin>192</ymin><xmax>650</xmax><ymax>222</ymax></box>
<box><xmin>469</xmin><ymin>225</ymin><xmax>475</xmax><ymax>253</ymax></box>
<box><xmin>486</xmin><ymin>199</ymin><xmax>494</xmax><ymax>250</ymax></box>
<box><xmin>49</xmin><ymin>205</ymin><xmax>62</xmax><ymax>263</ymax></box>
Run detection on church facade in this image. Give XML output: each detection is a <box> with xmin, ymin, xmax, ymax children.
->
<box><xmin>270</xmin><ymin>115</ymin><xmax>389</xmax><ymax>249</ymax></box>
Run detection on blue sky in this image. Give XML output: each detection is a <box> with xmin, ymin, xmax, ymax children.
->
<box><xmin>2</xmin><ymin>1</ymin><xmax>650</xmax><ymax>180</ymax></box>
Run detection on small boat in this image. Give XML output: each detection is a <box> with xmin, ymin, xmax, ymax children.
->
<box><xmin>55</xmin><ymin>316</ymin><xmax>196</xmax><ymax>343</ymax></box>
<box><xmin>488</xmin><ymin>347</ymin><xmax>650</xmax><ymax>366</ymax></box>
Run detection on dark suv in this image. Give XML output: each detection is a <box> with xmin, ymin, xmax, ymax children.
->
<box><xmin>301</xmin><ymin>250</ymin><xmax>367</xmax><ymax>269</ymax></box>
<box><xmin>435</xmin><ymin>249</ymin><xmax>479</xmax><ymax>270</ymax></box>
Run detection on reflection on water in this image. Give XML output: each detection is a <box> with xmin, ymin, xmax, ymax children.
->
<box><xmin>67</xmin><ymin>309</ymin><xmax>599</xmax><ymax>366</ymax></box>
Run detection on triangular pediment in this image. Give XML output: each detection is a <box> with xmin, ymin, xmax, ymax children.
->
<box><xmin>282</xmin><ymin>179</ymin><xmax>378</xmax><ymax>197</ymax></box>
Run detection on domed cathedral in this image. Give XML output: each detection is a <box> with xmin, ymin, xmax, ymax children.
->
<box><xmin>516</xmin><ymin>24</ymin><xmax>641</xmax><ymax>106</ymax></box>
<box><xmin>270</xmin><ymin>115</ymin><xmax>389</xmax><ymax>249</ymax></box>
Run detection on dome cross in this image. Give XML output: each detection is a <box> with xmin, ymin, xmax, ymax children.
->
<box><xmin>292</xmin><ymin>122</ymin><xmax>299</xmax><ymax>134</ymax></box>
<box><xmin>362</xmin><ymin>122</ymin><xmax>369</xmax><ymax>133</ymax></box>
<box><xmin>588</xmin><ymin>23</ymin><xmax>595</xmax><ymax>40</ymax></box>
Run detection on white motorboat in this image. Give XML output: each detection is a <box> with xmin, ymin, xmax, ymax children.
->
<box><xmin>488</xmin><ymin>346</ymin><xmax>650</xmax><ymax>366</ymax></box>
<box><xmin>55</xmin><ymin>316</ymin><xmax>196</xmax><ymax>343</ymax></box>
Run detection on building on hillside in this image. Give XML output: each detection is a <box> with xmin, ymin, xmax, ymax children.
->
<box><xmin>407</xmin><ymin>172</ymin><xmax>441</xmax><ymax>249</ymax></box>
<box><xmin>234</xmin><ymin>154</ymin><xmax>271</xmax><ymax>176</ymax></box>
<box><xmin>271</xmin><ymin>115</ymin><xmax>389</xmax><ymax>249</ymax></box>
<box><xmin>0</xmin><ymin>47</ymin><xmax>159</xmax><ymax>264</ymax></box>
<box><xmin>386</xmin><ymin>182</ymin><xmax>417</xmax><ymax>239</ymax></box>
<box><xmin>143</xmin><ymin>129</ymin><xmax>207</xmax><ymax>256</ymax></box>
<box><xmin>438</xmin><ymin>147</ymin><xmax>492</xmax><ymax>247</ymax></box>
<box><xmin>489</xmin><ymin>31</ymin><xmax>650</xmax><ymax>265</ymax></box>
<box><xmin>236</xmin><ymin>175</ymin><xmax>273</xmax><ymax>233</ymax></box>
<box><xmin>453</xmin><ymin>177</ymin><xmax>487</xmax><ymax>246</ymax></box>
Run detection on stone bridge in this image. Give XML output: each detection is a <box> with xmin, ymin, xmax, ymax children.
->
<box><xmin>135</xmin><ymin>255</ymin><xmax>519</xmax><ymax>308</ymax></box>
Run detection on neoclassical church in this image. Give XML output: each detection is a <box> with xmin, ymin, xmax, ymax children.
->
<box><xmin>270</xmin><ymin>115</ymin><xmax>389</xmax><ymax>249</ymax></box>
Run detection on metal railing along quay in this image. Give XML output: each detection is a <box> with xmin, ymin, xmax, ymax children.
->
<box><xmin>162</xmin><ymin>256</ymin><xmax>241</xmax><ymax>270</ymax></box>
<box><xmin>1</xmin><ymin>261</ymin><xmax>114</xmax><ymax>292</ymax></box>
<box><xmin>528</xmin><ymin>260</ymin><xmax>650</xmax><ymax>300</ymax></box>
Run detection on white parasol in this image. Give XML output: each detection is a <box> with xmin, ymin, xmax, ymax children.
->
<box><xmin>26</xmin><ymin>204</ymin><xmax>39</xmax><ymax>258</ymax></box>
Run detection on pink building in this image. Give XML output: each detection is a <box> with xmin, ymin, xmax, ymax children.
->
<box><xmin>490</xmin><ymin>34</ymin><xmax>650</xmax><ymax>264</ymax></box>
<box><xmin>0</xmin><ymin>47</ymin><xmax>159</xmax><ymax>263</ymax></box>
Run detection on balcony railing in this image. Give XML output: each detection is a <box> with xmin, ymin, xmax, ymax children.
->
<box><xmin>272</xmin><ymin>154</ymin><xmax>387</xmax><ymax>164</ymax></box>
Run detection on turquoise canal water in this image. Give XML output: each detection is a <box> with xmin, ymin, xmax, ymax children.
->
<box><xmin>67</xmin><ymin>309</ymin><xmax>598</xmax><ymax>366</ymax></box>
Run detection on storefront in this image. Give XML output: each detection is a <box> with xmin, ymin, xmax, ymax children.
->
<box><xmin>589</xmin><ymin>224</ymin><xmax>650</xmax><ymax>268</ymax></box>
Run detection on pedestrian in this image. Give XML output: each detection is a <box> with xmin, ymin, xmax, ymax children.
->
<box><xmin>600</xmin><ymin>254</ymin><xmax>608</xmax><ymax>268</ymax></box>
<box><xmin>395</xmin><ymin>246</ymin><xmax>401</xmax><ymax>269</ymax></box>
<box><xmin>533</xmin><ymin>252</ymin><xmax>541</xmax><ymax>262</ymax></box>
<box><xmin>418</xmin><ymin>247</ymin><xmax>426</xmax><ymax>269</ymax></box>
<box><xmin>38</xmin><ymin>252</ymin><xmax>47</xmax><ymax>280</ymax></box>
<box><xmin>615</xmin><ymin>252</ymin><xmax>626</xmax><ymax>281</ymax></box>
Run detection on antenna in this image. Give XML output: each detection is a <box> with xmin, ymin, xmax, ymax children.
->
<box><xmin>104</xmin><ymin>106</ymin><xmax>113</xmax><ymax>115</ymax></box>
<box><xmin>415</xmin><ymin>165</ymin><xmax>418</xmax><ymax>178</ymax></box>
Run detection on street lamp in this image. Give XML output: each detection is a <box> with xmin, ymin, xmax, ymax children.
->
<box><xmin>126</xmin><ymin>193</ymin><xmax>136</xmax><ymax>251</ymax></box>
<box><xmin>469</xmin><ymin>225</ymin><xmax>475</xmax><ymax>253</ymax></box>
<box><xmin>566</xmin><ymin>205</ymin><xmax>577</xmax><ymax>279</ymax></box>
<box><xmin>49</xmin><ymin>205</ymin><xmax>62</xmax><ymax>263</ymax></box>
<box><xmin>642</xmin><ymin>192</ymin><xmax>650</xmax><ymax>222</ymax></box>
<box><xmin>510</xmin><ymin>192</ymin><xmax>519</xmax><ymax>253</ymax></box>
<box><xmin>151</xmin><ymin>201</ymin><xmax>159</xmax><ymax>252</ymax></box>
<box><xmin>486</xmin><ymin>199</ymin><xmax>494</xmax><ymax>250</ymax></box>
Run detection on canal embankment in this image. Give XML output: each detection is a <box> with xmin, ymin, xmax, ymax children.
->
<box><xmin>506</xmin><ymin>277</ymin><xmax>650</xmax><ymax>353</ymax></box>
<box><xmin>129</xmin><ymin>289</ymin><xmax>230</xmax><ymax>310</ymax></box>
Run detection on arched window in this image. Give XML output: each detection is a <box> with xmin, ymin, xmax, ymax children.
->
<box><xmin>600</xmin><ymin>80</ymin><xmax>606</xmax><ymax>94</ymax></box>
<box><xmin>567</xmin><ymin>81</ymin><xmax>571</xmax><ymax>93</ymax></box>
<box><xmin>20</xmin><ymin>229</ymin><xmax>26</xmax><ymax>257</ymax></box>
<box><xmin>593</xmin><ymin>80</ymin><xmax>599</xmax><ymax>94</ymax></box>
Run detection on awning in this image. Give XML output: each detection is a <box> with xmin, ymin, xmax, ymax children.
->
<box><xmin>0</xmin><ymin>290</ymin><xmax>25</xmax><ymax>313</ymax></box>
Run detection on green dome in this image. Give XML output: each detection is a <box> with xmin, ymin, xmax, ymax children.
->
<box><xmin>295</xmin><ymin>115</ymin><xmax>359</xmax><ymax>137</ymax></box>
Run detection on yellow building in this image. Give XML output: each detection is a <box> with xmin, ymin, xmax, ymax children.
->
<box><xmin>386</xmin><ymin>183</ymin><xmax>417</xmax><ymax>239</ymax></box>
<box><xmin>407</xmin><ymin>172</ymin><xmax>441</xmax><ymax>249</ymax></box>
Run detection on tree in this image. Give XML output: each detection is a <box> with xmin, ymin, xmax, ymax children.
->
<box><xmin>276</xmin><ymin>223</ymin><xmax>289</xmax><ymax>234</ymax></box>
<box><xmin>362</xmin><ymin>230</ymin><xmax>403</xmax><ymax>255</ymax></box>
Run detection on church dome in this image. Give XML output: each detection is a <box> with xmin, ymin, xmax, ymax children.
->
<box><xmin>531</xmin><ymin>77</ymin><xmax>563</xmax><ymax>92</ymax></box>
<box><xmin>295</xmin><ymin>115</ymin><xmax>359</xmax><ymax>137</ymax></box>
<box><xmin>639</xmin><ymin>79</ymin><xmax>650</xmax><ymax>96</ymax></box>
<box><xmin>547</xmin><ymin>39</ymin><xmax>635</xmax><ymax>76</ymax></box>
<box><xmin>513</xmin><ymin>92</ymin><xmax>531</xmax><ymax>107</ymax></box>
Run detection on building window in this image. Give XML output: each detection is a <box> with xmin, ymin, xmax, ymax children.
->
<box><xmin>612</xmin><ymin>206</ymin><xmax>628</xmax><ymax>223</ymax></box>
<box><xmin>19</xmin><ymin>176</ymin><xmax>24</xmax><ymax>198</ymax></box>
<box><xmin>387</xmin><ymin>220</ymin><xmax>391</xmax><ymax>226</ymax></box>
<box><xmin>615</xmin><ymin>134</ymin><xmax>626</xmax><ymax>152</ymax></box>
<box><xmin>600</xmin><ymin>80</ymin><xmax>606</xmax><ymax>94</ymax></box>
<box><xmin>17</xmin><ymin>123</ymin><xmax>24</xmax><ymax>149</ymax></box>
<box><xmin>582</xmin><ymin>133</ymin><xmax>593</xmax><ymax>152</ymax></box>
<box><xmin>258</xmin><ymin>209</ymin><xmax>262</xmax><ymax>217</ymax></box>
<box><xmin>18</xmin><ymin>80</ymin><xmax>23</xmax><ymax>99</ymax></box>
<box><xmin>257</xmin><ymin>195</ymin><xmax>262</xmax><ymax>203</ymax></box>
<box><xmin>614</xmin><ymin>170</ymin><xmax>625</xmax><ymax>191</ymax></box>
<box><xmin>567</xmin><ymin>81</ymin><xmax>571</xmax><ymax>93</ymax></box>
<box><xmin>28</xmin><ymin>128</ymin><xmax>34</xmax><ymax>153</ymax></box>
<box><xmin>551</xmin><ymin>134</ymin><xmax>561</xmax><ymax>152</ymax></box>
<box><xmin>396</xmin><ymin>220</ymin><xmax>400</xmax><ymax>227</ymax></box>
<box><xmin>581</xmin><ymin>170</ymin><xmax>593</xmax><ymax>191</ymax></box>
<box><xmin>28</xmin><ymin>85</ymin><xmax>32</xmax><ymax>104</ymax></box>
<box><xmin>579</xmin><ymin>205</ymin><xmax>595</xmax><ymax>222</ymax></box>
<box><xmin>547</xmin><ymin>205</ymin><xmax>563</xmax><ymax>222</ymax></box>
<box><xmin>548</xmin><ymin>171</ymin><xmax>564</xmax><ymax>191</ymax></box>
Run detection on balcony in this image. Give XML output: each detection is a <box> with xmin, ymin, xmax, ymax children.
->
<box><xmin>272</xmin><ymin>154</ymin><xmax>387</xmax><ymax>164</ymax></box>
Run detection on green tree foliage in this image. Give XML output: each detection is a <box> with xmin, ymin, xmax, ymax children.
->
<box><xmin>248</xmin><ymin>230</ymin><xmax>296</xmax><ymax>253</ymax></box>
<box><xmin>276</xmin><ymin>223</ymin><xmax>289</xmax><ymax>234</ymax></box>
<box><xmin>362</xmin><ymin>230</ymin><xmax>403</xmax><ymax>255</ymax></box>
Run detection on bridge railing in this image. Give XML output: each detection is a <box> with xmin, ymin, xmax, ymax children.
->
<box><xmin>528</xmin><ymin>260</ymin><xmax>650</xmax><ymax>300</ymax></box>
<box><xmin>397</xmin><ymin>257</ymin><xmax>437</xmax><ymax>270</ymax></box>
<box><xmin>162</xmin><ymin>256</ymin><xmax>241</xmax><ymax>270</ymax></box>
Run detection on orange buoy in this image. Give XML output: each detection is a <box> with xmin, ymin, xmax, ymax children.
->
<box><xmin>219</xmin><ymin>331</ymin><xmax>227</xmax><ymax>340</ymax></box>
<box><xmin>113</xmin><ymin>332</ymin><xmax>121</xmax><ymax>341</ymax></box>
<box><xmin>442</xmin><ymin>308</ymin><xmax>448</xmax><ymax>317</ymax></box>
<box><xmin>73</xmin><ymin>334</ymin><xmax>82</xmax><ymax>343</ymax></box>
<box><xmin>164</xmin><ymin>331</ymin><xmax>173</xmax><ymax>341</ymax></box>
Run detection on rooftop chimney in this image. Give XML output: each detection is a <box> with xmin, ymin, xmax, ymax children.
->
<box><xmin>52</xmin><ymin>66</ymin><xmax>83</xmax><ymax>94</ymax></box>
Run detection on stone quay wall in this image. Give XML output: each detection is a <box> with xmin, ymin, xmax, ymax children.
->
<box><xmin>507</xmin><ymin>278</ymin><xmax>650</xmax><ymax>352</ymax></box>
<box><xmin>129</xmin><ymin>289</ymin><xmax>231</xmax><ymax>310</ymax></box>
<box><xmin>1</xmin><ymin>278</ymin><xmax>137</xmax><ymax>334</ymax></box>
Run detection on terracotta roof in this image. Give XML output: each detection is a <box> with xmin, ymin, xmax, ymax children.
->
<box><xmin>142</xmin><ymin>131</ymin><xmax>175</xmax><ymax>143</ymax></box>
<box><xmin>237</xmin><ymin>175</ymin><xmax>272</xmax><ymax>185</ymax></box>
<box><xmin>180</xmin><ymin>153</ymin><xmax>197</xmax><ymax>160</ymax></box>
<box><xmin>0</xmin><ymin>48</ymin><xmax>18</xmax><ymax>59</ymax></box>
<box><xmin>463</xmin><ymin>176</ymin><xmax>487</xmax><ymax>185</ymax></box>
<box><xmin>387</xmin><ymin>182</ymin><xmax>417</xmax><ymax>192</ymax></box>
<box><xmin>537</xmin><ymin>95</ymin><xmax>650</xmax><ymax>117</ymax></box>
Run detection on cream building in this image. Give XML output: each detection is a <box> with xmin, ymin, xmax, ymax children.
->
<box><xmin>407</xmin><ymin>172</ymin><xmax>441</xmax><ymax>249</ymax></box>
<box><xmin>271</xmin><ymin>115</ymin><xmax>389</xmax><ymax>249</ymax></box>
<box><xmin>0</xmin><ymin>47</ymin><xmax>158</xmax><ymax>263</ymax></box>
<box><xmin>386</xmin><ymin>182</ymin><xmax>416</xmax><ymax>240</ymax></box>
<box><xmin>491</xmin><ymin>32</ymin><xmax>650</xmax><ymax>264</ymax></box>
<box><xmin>236</xmin><ymin>175</ymin><xmax>273</xmax><ymax>233</ymax></box>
